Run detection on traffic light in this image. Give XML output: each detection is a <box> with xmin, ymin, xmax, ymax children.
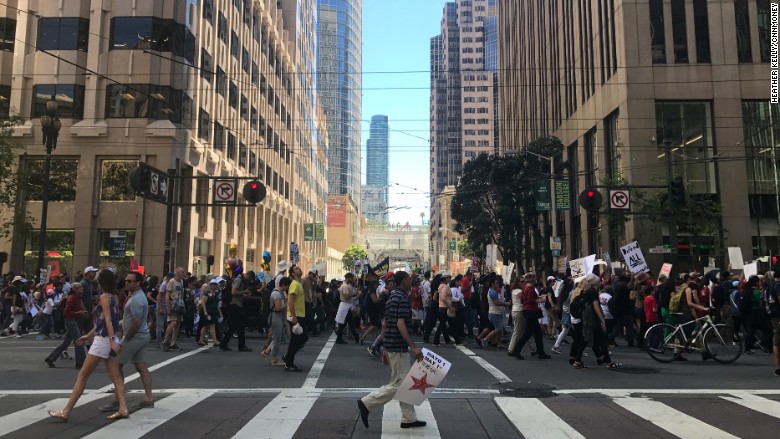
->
<box><xmin>772</xmin><ymin>255</ymin><xmax>779</xmax><ymax>272</ymax></box>
<box><xmin>670</xmin><ymin>177</ymin><xmax>686</xmax><ymax>208</ymax></box>
<box><xmin>578</xmin><ymin>189</ymin><xmax>602</xmax><ymax>213</ymax></box>
<box><xmin>128</xmin><ymin>165</ymin><xmax>150</xmax><ymax>195</ymax></box>
<box><xmin>242</xmin><ymin>180</ymin><xmax>267</xmax><ymax>204</ymax></box>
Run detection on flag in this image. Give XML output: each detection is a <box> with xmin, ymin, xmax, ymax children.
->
<box><xmin>370</xmin><ymin>257</ymin><xmax>390</xmax><ymax>277</ymax></box>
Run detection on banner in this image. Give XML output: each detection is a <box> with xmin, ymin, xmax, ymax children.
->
<box><xmin>659</xmin><ymin>263</ymin><xmax>673</xmax><ymax>279</ymax></box>
<box><xmin>303</xmin><ymin>224</ymin><xmax>314</xmax><ymax>242</ymax></box>
<box><xmin>314</xmin><ymin>223</ymin><xmax>325</xmax><ymax>241</ymax></box>
<box><xmin>394</xmin><ymin>348</ymin><xmax>451</xmax><ymax>406</ymax></box>
<box><xmin>620</xmin><ymin>241</ymin><xmax>649</xmax><ymax>274</ymax></box>
<box><xmin>554</xmin><ymin>180</ymin><xmax>571</xmax><ymax>210</ymax></box>
<box><xmin>727</xmin><ymin>247</ymin><xmax>744</xmax><ymax>270</ymax></box>
<box><xmin>535</xmin><ymin>180</ymin><xmax>551</xmax><ymax>211</ymax></box>
<box><xmin>569</xmin><ymin>257</ymin><xmax>587</xmax><ymax>282</ymax></box>
<box><xmin>370</xmin><ymin>257</ymin><xmax>390</xmax><ymax>277</ymax></box>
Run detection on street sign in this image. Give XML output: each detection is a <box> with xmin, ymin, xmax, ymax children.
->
<box><xmin>554</xmin><ymin>180</ymin><xmax>571</xmax><ymax>210</ymax></box>
<box><xmin>213</xmin><ymin>179</ymin><xmax>237</xmax><ymax>205</ymax></box>
<box><xmin>450</xmin><ymin>240</ymin><xmax>456</xmax><ymax>252</ymax></box>
<box><xmin>609</xmin><ymin>190</ymin><xmax>630</xmax><ymax>210</ymax></box>
<box><xmin>535</xmin><ymin>180</ymin><xmax>551</xmax><ymax>211</ymax></box>
<box><xmin>550</xmin><ymin>237</ymin><xmax>562</xmax><ymax>257</ymax></box>
<box><xmin>648</xmin><ymin>246</ymin><xmax>673</xmax><ymax>254</ymax></box>
<box><xmin>314</xmin><ymin>223</ymin><xmax>325</xmax><ymax>241</ymax></box>
<box><xmin>108</xmin><ymin>230</ymin><xmax>127</xmax><ymax>258</ymax></box>
<box><xmin>304</xmin><ymin>224</ymin><xmax>314</xmax><ymax>242</ymax></box>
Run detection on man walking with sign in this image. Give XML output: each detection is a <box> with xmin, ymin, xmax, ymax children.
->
<box><xmin>357</xmin><ymin>271</ymin><xmax>426</xmax><ymax>430</ymax></box>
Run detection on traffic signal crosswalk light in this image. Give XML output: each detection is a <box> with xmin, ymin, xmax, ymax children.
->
<box><xmin>670</xmin><ymin>177</ymin><xmax>686</xmax><ymax>208</ymax></box>
<box><xmin>578</xmin><ymin>189</ymin><xmax>602</xmax><ymax>213</ymax></box>
<box><xmin>243</xmin><ymin>180</ymin><xmax>267</xmax><ymax>204</ymax></box>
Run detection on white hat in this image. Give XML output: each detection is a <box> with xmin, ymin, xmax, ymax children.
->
<box><xmin>209</xmin><ymin>278</ymin><xmax>220</xmax><ymax>285</ymax></box>
<box><xmin>276</xmin><ymin>260</ymin><xmax>290</xmax><ymax>274</ymax></box>
<box><xmin>440</xmin><ymin>271</ymin><xmax>452</xmax><ymax>278</ymax></box>
<box><xmin>11</xmin><ymin>275</ymin><xmax>24</xmax><ymax>283</ymax></box>
<box><xmin>547</xmin><ymin>276</ymin><xmax>556</xmax><ymax>281</ymax></box>
<box><xmin>216</xmin><ymin>276</ymin><xmax>226</xmax><ymax>283</ymax></box>
<box><xmin>84</xmin><ymin>266</ymin><xmax>99</xmax><ymax>273</ymax></box>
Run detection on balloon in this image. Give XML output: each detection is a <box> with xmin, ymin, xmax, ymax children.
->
<box><xmin>263</xmin><ymin>251</ymin><xmax>271</xmax><ymax>264</ymax></box>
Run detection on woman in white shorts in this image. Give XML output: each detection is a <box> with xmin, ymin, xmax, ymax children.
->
<box><xmin>49</xmin><ymin>269</ymin><xmax>129</xmax><ymax>422</ymax></box>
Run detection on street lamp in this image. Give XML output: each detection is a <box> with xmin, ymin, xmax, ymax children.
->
<box><xmin>37</xmin><ymin>98</ymin><xmax>61</xmax><ymax>283</ymax></box>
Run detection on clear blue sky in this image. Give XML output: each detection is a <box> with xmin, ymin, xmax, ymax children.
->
<box><xmin>361</xmin><ymin>0</ymin><xmax>445</xmax><ymax>226</ymax></box>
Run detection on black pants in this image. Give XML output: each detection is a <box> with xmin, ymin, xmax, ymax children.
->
<box><xmin>449</xmin><ymin>308</ymin><xmax>465</xmax><ymax>343</ymax></box>
<box><xmin>512</xmin><ymin>310</ymin><xmax>546</xmax><ymax>355</ymax></box>
<box><xmin>611</xmin><ymin>312</ymin><xmax>635</xmax><ymax>346</ymax></box>
<box><xmin>433</xmin><ymin>309</ymin><xmax>451</xmax><ymax>344</ymax></box>
<box><xmin>423</xmin><ymin>306</ymin><xmax>438</xmax><ymax>340</ymax></box>
<box><xmin>285</xmin><ymin>320</ymin><xmax>309</xmax><ymax>366</ymax></box>
<box><xmin>305</xmin><ymin>302</ymin><xmax>318</xmax><ymax>336</ymax></box>
<box><xmin>46</xmin><ymin>318</ymin><xmax>86</xmax><ymax>366</ymax></box>
<box><xmin>571</xmin><ymin>322</ymin><xmax>612</xmax><ymax>363</ymax></box>
<box><xmin>569</xmin><ymin>323</ymin><xmax>584</xmax><ymax>360</ymax></box>
<box><xmin>745</xmin><ymin>310</ymin><xmax>772</xmax><ymax>351</ymax></box>
<box><xmin>220</xmin><ymin>304</ymin><xmax>246</xmax><ymax>349</ymax></box>
<box><xmin>336</xmin><ymin>311</ymin><xmax>359</xmax><ymax>341</ymax></box>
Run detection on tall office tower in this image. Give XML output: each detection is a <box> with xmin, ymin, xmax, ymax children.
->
<box><xmin>499</xmin><ymin>0</ymin><xmax>779</xmax><ymax>268</ymax></box>
<box><xmin>317</xmin><ymin>0</ymin><xmax>362</xmax><ymax>211</ymax></box>
<box><xmin>363</xmin><ymin>115</ymin><xmax>389</xmax><ymax>224</ymax></box>
<box><xmin>430</xmin><ymin>1</ymin><xmax>498</xmax><ymax>256</ymax></box>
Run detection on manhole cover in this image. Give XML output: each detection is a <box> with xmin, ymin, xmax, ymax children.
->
<box><xmin>610</xmin><ymin>366</ymin><xmax>660</xmax><ymax>374</ymax></box>
<box><xmin>490</xmin><ymin>382</ymin><xmax>558</xmax><ymax>398</ymax></box>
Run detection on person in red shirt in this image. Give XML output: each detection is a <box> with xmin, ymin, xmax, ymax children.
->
<box><xmin>642</xmin><ymin>285</ymin><xmax>659</xmax><ymax>346</ymax></box>
<box><xmin>508</xmin><ymin>274</ymin><xmax>551</xmax><ymax>360</ymax></box>
<box><xmin>45</xmin><ymin>283</ymin><xmax>88</xmax><ymax>368</ymax></box>
<box><xmin>461</xmin><ymin>273</ymin><xmax>474</xmax><ymax>338</ymax></box>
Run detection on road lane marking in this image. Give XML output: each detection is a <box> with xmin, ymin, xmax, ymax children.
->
<box><xmin>303</xmin><ymin>333</ymin><xmax>336</xmax><ymax>389</ymax></box>
<box><xmin>613</xmin><ymin>397</ymin><xmax>738</xmax><ymax>439</ymax></box>
<box><xmin>454</xmin><ymin>345</ymin><xmax>511</xmax><ymax>383</ymax></box>
<box><xmin>721</xmin><ymin>393</ymin><xmax>780</xmax><ymax>420</ymax></box>
<box><xmin>81</xmin><ymin>389</ymin><xmax>215</xmax><ymax>439</ymax></box>
<box><xmin>232</xmin><ymin>389</ymin><xmax>323</xmax><ymax>439</ymax></box>
<box><xmin>496</xmin><ymin>397</ymin><xmax>585</xmax><ymax>439</ymax></box>
<box><xmin>382</xmin><ymin>399</ymin><xmax>440</xmax><ymax>438</ymax></box>
<box><xmin>95</xmin><ymin>345</ymin><xmax>210</xmax><ymax>393</ymax></box>
<box><xmin>0</xmin><ymin>392</ymin><xmax>107</xmax><ymax>436</ymax></box>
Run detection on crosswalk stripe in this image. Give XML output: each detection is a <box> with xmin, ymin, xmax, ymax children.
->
<box><xmin>455</xmin><ymin>345</ymin><xmax>511</xmax><ymax>383</ymax></box>
<box><xmin>720</xmin><ymin>393</ymin><xmax>780</xmax><ymax>420</ymax></box>
<box><xmin>381</xmin><ymin>400</ymin><xmax>440</xmax><ymax>438</ymax></box>
<box><xmin>232</xmin><ymin>390</ymin><xmax>322</xmax><ymax>439</ymax></box>
<box><xmin>0</xmin><ymin>392</ymin><xmax>106</xmax><ymax>436</ymax></box>
<box><xmin>80</xmin><ymin>389</ymin><xmax>215</xmax><ymax>439</ymax></box>
<box><xmin>613</xmin><ymin>397</ymin><xmax>739</xmax><ymax>439</ymax></box>
<box><xmin>495</xmin><ymin>397</ymin><xmax>585</xmax><ymax>439</ymax></box>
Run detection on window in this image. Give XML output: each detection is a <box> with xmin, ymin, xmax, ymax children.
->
<box><xmin>249</xmin><ymin>151</ymin><xmax>257</xmax><ymax>173</ymax></box>
<box><xmin>250</xmin><ymin>106</ymin><xmax>257</xmax><ymax>128</ymax></box>
<box><xmin>214</xmin><ymin>122</ymin><xmax>225</xmax><ymax>151</ymax></box>
<box><xmin>242</xmin><ymin>47</ymin><xmax>250</xmax><ymax>73</ymax></box>
<box><xmin>227</xmin><ymin>133</ymin><xmax>236</xmax><ymax>160</ymax></box>
<box><xmin>105</xmin><ymin>84</ymin><xmax>191</xmax><ymax>124</ymax></box>
<box><xmin>742</xmin><ymin>101</ymin><xmax>780</xmax><ymax>194</ymax></box>
<box><xmin>231</xmin><ymin>31</ymin><xmax>239</xmax><ymax>59</ymax></box>
<box><xmin>0</xmin><ymin>85</ymin><xmax>10</xmax><ymax>117</ymax></box>
<box><xmin>37</xmin><ymin>17</ymin><xmax>88</xmax><ymax>51</ymax></box>
<box><xmin>0</xmin><ymin>18</ymin><xmax>16</xmax><ymax>52</ymax></box>
<box><xmin>110</xmin><ymin>17</ymin><xmax>194</xmax><ymax>62</ymax></box>
<box><xmin>266</xmin><ymin>165</ymin><xmax>271</xmax><ymax>185</ymax></box>
<box><xmin>693</xmin><ymin>0</ymin><xmax>710</xmax><ymax>63</ymax></box>
<box><xmin>670</xmin><ymin>0</ymin><xmax>688</xmax><ymax>63</ymax></box>
<box><xmin>32</xmin><ymin>84</ymin><xmax>84</xmax><ymax>119</ymax></box>
<box><xmin>735</xmin><ymin>0</ymin><xmax>752</xmax><ymax>63</ymax></box>
<box><xmin>229</xmin><ymin>81</ymin><xmax>238</xmax><ymax>108</ymax></box>
<box><xmin>239</xmin><ymin>143</ymin><xmax>247</xmax><ymax>168</ymax></box>
<box><xmin>200</xmin><ymin>49</ymin><xmax>213</xmax><ymax>83</ymax></box>
<box><xmin>218</xmin><ymin>13</ymin><xmax>228</xmax><ymax>43</ymax></box>
<box><xmin>198</xmin><ymin>109</ymin><xmax>210</xmax><ymax>140</ymax></box>
<box><xmin>258</xmin><ymin>159</ymin><xmax>265</xmax><ymax>180</ymax></box>
<box><xmin>240</xmin><ymin>95</ymin><xmax>248</xmax><ymax>120</ymax></box>
<box><xmin>216</xmin><ymin>67</ymin><xmax>226</xmax><ymax>96</ymax></box>
<box><xmin>649</xmin><ymin>0</ymin><xmax>666</xmax><ymax>63</ymax></box>
<box><xmin>758</xmin><ymin>0</ymin><xmax>771</xmax><ymax>63</ymax></box>
<box><xmin>100</xmin><ymin>160</ymin><xmax>138</xmax><ymax>201</ymax></box>
<box><xmin>251</xmin><ymin>62</ymin><xmax>259</xmax><ymax>85</ymax></box>
<box><xmin>202</xmin><ymin>0</ymin><xmax>214</xmax><ymax>23</ymax></box>
<box><xmin>25</xmin><ymin>158</ymin><xmax>78</xmax><ymax>201</ymax></box>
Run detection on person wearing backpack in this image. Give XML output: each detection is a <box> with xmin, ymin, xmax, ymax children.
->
<box><xmin>570</xmin><ymin>274</ymin><xmax>619</xmax><ymax>369</ymax></box>
<box><xmin>742</xmin><ymin>275</ymin><xmax>771</xmax><ymax>355</ymax></box>
<box><xmin>609</xmin><ymin>274</ymin><xmax>635</xmax><ymax>347</ymax></box>
<box><xmin>669</xmin><ymin>274</ymin><xmax>710</xmax><ymax>361</ymax></box>
<box><xmin>598</xmin><ymin>285</ymin><xmax>615</xmax><ymax>345</ymax></box>
<box><xmin>766</xmin><ymin>271</ymin><xmax>780</xmax><ymax>377</ymax></box>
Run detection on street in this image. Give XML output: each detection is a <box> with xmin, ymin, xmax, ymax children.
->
<box><xmin>0</xmin><ymin>330</ymin><xmax>778</xmax><ymax>438</ymax></box>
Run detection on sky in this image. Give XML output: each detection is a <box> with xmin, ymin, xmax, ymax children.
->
<box><xmin>360</xmin><ymin>0</ymin><xmax>445</xmax><ymax>227</ymax></box>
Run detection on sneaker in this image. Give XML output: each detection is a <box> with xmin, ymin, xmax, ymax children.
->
<box><xmin>98</xmin><ymin>401</ymin><xmax>120</xmax><ymax>412</ymax></box>
<box><xmin>284</xmin><ymin>365</ymin><xmax>302</xmax><ymax>372</ymax></box>
<box><xmin>367</xmin><ymin>347</ymin><xmax>377</xmax><ymax>357</ymax></box>
<box><xmin>169</xmin><ymin>344</ymin><xmax>182</xmax><ymax>351</ymax></box>
<box><xmin>238</xmin><ymin>346</ymin><xmax>252</xmax><ymax>352</ymax></box>
<box><xmin>162</xmin><ymin>343</ymin><xmax>170</xmax><ymax>352</ymax></box>
<box><xmin>219</xmin><ymin>346</ymin><xmax>232</xmax><ymax>351</ymax></box>
<box><xmin>400</xmin><ymin>421</ymin><xmax>427</xmax><ymax>429</ymax></box>
<box><xmin>335</xmin><ymin>339</ymin><xmax>347</xmax><ymax>344</ymax></box>
<box><xmin>45</xmin><ymin>359</ymin><xmax>56</xmax><ymax>368</ymax></box>
<box><xmin>774</xmin><ymin>369</ymin><xmax>780</xmax><ymax>377</ymax></box>
<box><xmin>551</xmin><ymin>347</ymin><xmax>562</xmax><ymax>355</ymax></box>
<box><xmin>357</xmin><ymin>399</ymin><xmax>370</xmax><ymax>428</ymax></box>
<box><xmin>537</xmin><ymin>353</ymin><xmax>552</xmax><ymax>360</ymax></box>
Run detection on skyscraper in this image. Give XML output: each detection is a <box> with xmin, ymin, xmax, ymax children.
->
<box><xmin>317</xmin><ymin>0</ymin><xmax>362</xmax><ymax>210</ymax></box>
<box><xmin>363</xmin><ymin>115</ymin><xmax>389</xmax><ymax>224</ymax></box>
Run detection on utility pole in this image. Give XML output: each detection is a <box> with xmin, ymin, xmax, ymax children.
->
<box><xmin>663</xmin><ymin>140</ymin><xmax>679</xmax><ymax>271</ymax></box>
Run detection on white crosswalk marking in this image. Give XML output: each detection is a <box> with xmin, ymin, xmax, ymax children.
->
<box><xmin>455</xmin><ymin>345</ymin><xmax>511</xmax><ymax>383</ymax></box>
<box><xmin>495</xmin><ymin>397</ymin><xmax>585</xmax><ymax>439</ymax></box>
<box><xmin>0</xmin><ymin>392</ymin><xmax>107</xmax><ymax>436</ymax></box>
<box><xmin>381</xmin><ymin>400</ymin><xmax>440</xmax><ymax>438</ymax></box>
<box><xmin>81</xmin><ymin>389</ymin><xmax>215</xmax><ymax>439</ymax></box>
<box><xmin>232</xmin><ymin>390</ymin><xmax>322</xmax><ymax>439</ymax></box>
<box><xmin>613</xmin><ymin>397</ymin><xmax>739</xmax><ymax>439</ymax></box>
<box><xmin>721</xmin><ymin>392</ymin><xmax>780</xmax><ymax>420</ymax></box>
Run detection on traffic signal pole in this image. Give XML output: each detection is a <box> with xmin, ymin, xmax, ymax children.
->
<box><xmin>163</xmin><ymin>168</ymin><xmax>176</xmax><ymax>276</ymax></box>
<box><xmin>664</xmin><ymin>141</ymin><xmax>679</xmax><ymax>271</ymax></box>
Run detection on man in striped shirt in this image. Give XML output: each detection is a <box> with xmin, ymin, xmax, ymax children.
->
<box><xmin>357</xmin><ymin>271</ymin><xmax>426</xmax><ymax>430</ymax></box>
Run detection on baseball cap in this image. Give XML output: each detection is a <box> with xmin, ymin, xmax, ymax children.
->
<box><xmin>547</xmin><ymin>276</ymin><xmax>556</xmax><ymax>281</ymax></box>
<box><xmin>209</xmin><ymin>278</ymin><xmax>221</xmax><ymax>285</ymax></box>
<box><xmin>84</xmin><ymin>266</ymin><xmax>99</xmax><ymax>273</ymax></box>
<box><xmin>12</xmin><ymin>275</ymin><xmax>24</xmax><ymax>283</ymax></box>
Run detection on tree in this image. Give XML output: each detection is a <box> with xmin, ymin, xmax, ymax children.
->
<box><xmin>0</xmin><ymin>114</ymin><xmax>32</xmax><ymax>239</ymax></box>
<box><xmin>342</xmin><ymin>244</ymin><xmax>368</xmax><ymax>272</ymax></box>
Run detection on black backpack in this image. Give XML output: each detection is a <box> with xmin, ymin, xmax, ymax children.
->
<box><xmin>607</xmin><ymin>296</ymin><xmax>619</xmax><ymax>317</ymax></box>
<box><xmin>570</xmin><ymin>293</ymin><xmax>586</xmax><ymax>319</ymax></box>
<box><xmin>221</xmin><ymin>281</ymin><xmax>234</xmax><ymax>305</ymax></box>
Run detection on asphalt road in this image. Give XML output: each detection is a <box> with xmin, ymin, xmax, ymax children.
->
<box><xmin>0</xmin><ymin>329</ymin><xmax>778</xmax><ymax>438</ymax></box>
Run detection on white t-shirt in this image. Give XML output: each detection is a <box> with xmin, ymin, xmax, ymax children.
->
<box><xmin>511</xmin><ymin>288</ymin><xmax>523</xmax><ymax>313</ymax></box>
<box><xmin>43</xmin><ymin>298</ymin><xmax>55</xmax><ymax>315</ymax></box>
<box><xmin>421</xmin><ymin>280</ymin><xmax>431</xmax><ymax>306</ymax></box>
<box><xmin>599</xmin><ymin>292</ymin><xmax>613</xmax><ymax>320</ymax></box>
<box><xmin>451</xmin><ymin>287</ymin><xmax>463</xmax><ymax>305</ymax></box>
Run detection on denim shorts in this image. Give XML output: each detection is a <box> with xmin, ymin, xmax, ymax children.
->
<box><xmin>488</xmin><ymin>313</ymin><xmax>504</xmax><ymax>330</ymax></box>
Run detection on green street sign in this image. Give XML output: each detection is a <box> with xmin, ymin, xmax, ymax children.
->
<box><xmin>450</xmin><ymin>240</ymin><xmax>456</xmax><ymax>252</ymax></box>
<box><xmin>535</xmin><ymin>180</ymin><xmax>551</xmax><ymax>211</ymax></box>
<box><xmin>304</xmin><ymin>224</ymin><xmax>314</xmax><ymax>242</ymax></box>
<box><xmin>555</xmin><ymin>180</ymin><xmax>571</xmax><ymax>210</ymax></box>
<box><xmin>314</xmin><ymin>223</ymin><xmax>325</xmax><ymax>241</ymax></box>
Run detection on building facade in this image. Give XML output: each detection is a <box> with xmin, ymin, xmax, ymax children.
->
<box><xmin>317</xmin><ymin>0</ymin><xmax>362</xmax><ymax>210</ymax></box>
<box><xmin>363</xmin><ymin>114</ymin><xmax>388</xmax><ymax>224</ymax></box>
<box><xmin>499</xmin><ymin>0</ymin><xmax>779</xmax><ymax>270</ymax></box>
<box><xmin>430</xmin><ymin>0</ymin><xmax>498</xmax><ymax>264</ymax></box>
<box><xmin>0</xmin><ymin>0</ymin><xmax>328</xmax><ymax>278</ymax></box>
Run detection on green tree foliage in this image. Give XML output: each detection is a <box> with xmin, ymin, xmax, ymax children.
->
<box><xmin>342</xmin><ymin>244</ymin><xmax>368</xmax><ymax>271</ymax></box>
<box><xmin>0</xmin><ymin>114</ymin><xmax>32</xmax><ymax>239</ymax></box>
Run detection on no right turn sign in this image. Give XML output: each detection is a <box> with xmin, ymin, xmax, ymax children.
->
<box><xmin>609</xmin><ymin>190</ymin><xmax>630</xmax><ymax>210</ymax></box>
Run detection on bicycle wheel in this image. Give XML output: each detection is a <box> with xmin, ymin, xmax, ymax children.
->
<box><xmin>704</xmin><ymin>324</ymin><xmax>742</xmax><ymax>364</ymax></box>
<box><xmin>645</xmin><ymin>324</ymin><xmax>678</xmax><ymax>363</ymax></box>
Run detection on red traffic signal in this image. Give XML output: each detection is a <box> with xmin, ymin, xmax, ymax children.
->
<box><xmin>587</xmin><ymin>191</ymin><xmax>595</xmax><ymax>197</ymax></box>
<box><xmin>243</xmin><ymin>180</ymin><xmax>267</xmax><ymax>204</ymax></box>
<box><xmin>579</xmin><ymin>189</ymin><xmax>602</xmax><ymax>213</ymax></box>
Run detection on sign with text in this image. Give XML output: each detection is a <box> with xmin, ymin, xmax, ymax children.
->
<box><xmin>535</xmin><ymin>180</ymin><xmax>551</xmax><ymax>211</ymax></box>
<box><xmin>728</xmin><ymin>247</ymin><xmax>744</xmax><ymax>270</ymax></box>
<box><xmin>394</xmin><ymin>348</ymin><xmax>451</xmax><ymax>406</ymax></box>
<box><xmin>213</xmin><ymin>179</ymin><xmax>237</xmax><ymax>205</ymax></box>
<box><xmin>620</xmin><ymin>241</ymin><xmax>649</xmax><ymax>274</ymax></box>
<box><xmin>554</xmin><ymin>180</ymin><xmax>571</xmax><ymax>210</ymax></box>
<box><xmin>569</xmin><ymin>257</ymin><xmax>587</xmax><ymax>282</ymax></box>
<box><xmin>659</xmin><ymin>263</ymin><xmax>673</xmax><ymax>279</ymax></box>
<box><xmin>303</xmin><ymin>224</ymin><xmax>314</xmax><ymax>242</ymax></box>
<box><xmin>557</xmin><ymin>256</ymin><xmax>568</xmax><ymax>274</ymax></box>
<box><xmin>314</xmin><ymin>223</ymin><xmax>325</xmax><ymax>241</ymax></box>
<box><xmin>743</xmin><ymin>262</ymin><xmax>758</xmax><ymax>279</ymax></box>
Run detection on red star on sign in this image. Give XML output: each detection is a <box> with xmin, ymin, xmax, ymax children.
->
<box><xmin>409</xmin><ymin>373</ymin><xmax>434</xmax><ymax>394</ymax></box>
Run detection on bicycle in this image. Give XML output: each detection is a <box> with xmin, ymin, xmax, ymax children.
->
<box><xmin>644</xmin><ymin>313</ymin><xmax>742</xmax><ymax>364</ymax></box>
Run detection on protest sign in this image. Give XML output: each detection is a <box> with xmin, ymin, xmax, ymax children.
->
<box><xmin>569</xmin><ymin>257</ymin><xmax>587</xmax><ymax>282</ymax></box>
<box><xmin>659</xmin><ymin>263</ymin><xmax>673</xmax><ymax>279</ymax></box>
<box><xmin>395</xmin><ymin>348</ymin><xmax>451</xmax><ymax>406</ymax></box>
<box><xmin>727</xmin><ymin>247</ymin><xmax>744</xmax><ymax>270</ymax></box>
<box><xmin>584</xmin><ymin>254</ymin><xmax>597</xmax><ymax>275</ymax></box>
<box><xmin>620</xmin><ymin>241</ymin><xmax>649</xmax><ymax>274</ymax></box>
<box><xmin>743</xmin><ymin>262</ymin><xmax>758</xmax><ymax>279</ymax></box>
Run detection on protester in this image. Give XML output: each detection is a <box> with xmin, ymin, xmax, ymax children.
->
<box><xmin>45</xmin><ymin>282</ymin><xmax>87</xmax><ymax>368</ymax></box>
<box><xmin>284</xmin><ymin>266</ymin><xmax>308</xmax><ymax>372</ymax></box>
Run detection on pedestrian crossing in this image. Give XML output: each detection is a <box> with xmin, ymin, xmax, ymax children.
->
<box><xmin>0</xmin><ymin>389</ymin><xmax>779</xmax><ymax>438</ymax></box>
